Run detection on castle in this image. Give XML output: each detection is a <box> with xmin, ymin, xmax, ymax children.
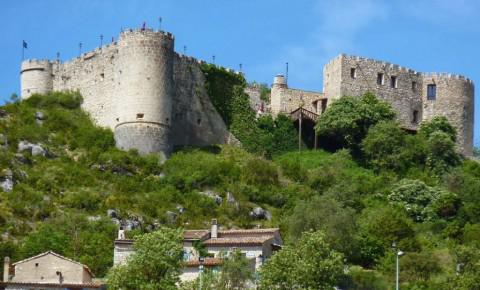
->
<box><xmin>20</xmin><ymin>29</ymin><xmax>474</xmax><ymax>156</ymax></box>
<box><xmin>271</xmin><ymin>54</ymin><xmax>474</xmax><ymax>155</ymax></box>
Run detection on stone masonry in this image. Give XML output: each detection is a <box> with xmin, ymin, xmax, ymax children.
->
<box><xmin>272</xmin><ymin>54</ymin><xmax>474</xmax><ymax>156</ymax></box>
<box><xmin>20</xmin><ymin>28</ymin><xmax>237</xmax><ymax>159</ymax></box>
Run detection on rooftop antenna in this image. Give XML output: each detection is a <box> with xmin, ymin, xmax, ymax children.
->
<box><xmin>56</xmin><ymin>52</ymin><xmax>60</xmax><ymax>61</ymax></box>
<box><xmin>100</xmin><ymin>34</ymin><xmax>103</xmax><ymax>48</ymax></box>
<box><xmin>78</xmin><ymin>42</ymin><xmax>82</xmax><ymax>57</ymax></box>
<box><xmin>159</xmin><ymin>17</ymin><xmax>162</xmax><ymax>30</ymax></box>
<box><xmin>239</xmin><ymin>63</ymin><xmax>243</xmax><ymax>73</ymax></box>
<box><xmin>212</xmin><ymin>55</ymin><xmax>216</xmax><ymax>65</ymax></box>
<box><xmin>183</xmin><ymin>45</ymin><xmax>187</xmax><ymax>55</ymax></box>
<box><xmin>22</xmin><ymin>40</ymin><xmax>28</xmax><ymax>60</ymax></box>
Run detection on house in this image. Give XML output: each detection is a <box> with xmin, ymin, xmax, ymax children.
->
<box><xmin>1</xmin><ymin>251</ymin><xmax>104</xmax><ymax>290</ymax></box>
<box><xmin>113</xmin><ymin>219</ymin><xmax>283</xmax><ymax>281</ymax></box>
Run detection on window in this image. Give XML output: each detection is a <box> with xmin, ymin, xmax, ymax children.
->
<box><xmin>350</xmin><ymin>68</ymin><xmax>356</xmax><ymax>79</ymax></box>
<box><xmin>377</xmin><ymin>73</ymin><xmax>384</xmax><ymax>85</ymax></box>
<box><xmin>427</xmin><ymin>84</ymin><xmax>436</xmax><ymax>100</ymax></box>
<box><xmin>321</xmin><ymin>99</ymin><xmax>328</xmax><ymax>113</ymax></box>
<box><xmin>412</xmin><ymin>110</ymin><xmax>419</xmax><ymax>124</ymax></box>
<box><xmin>390</xmin><ymin>76</ymin><xmax>397</xmax><ymax>88</ymax></box>
<box><xmin>136</xmin><ymin>113</ymin><xmax>144</xmax><ymax>119</ymax></box>
<box><xmin>412</xmin><ymin>81</ymin><xmax>417</xmax><ymax>91</ymax></box>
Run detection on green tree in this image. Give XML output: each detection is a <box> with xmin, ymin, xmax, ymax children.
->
<box><xmin>107</xmin><ymin>228</ymin><xmax>184</xmax><ymax>290</ymax></box>
<box><xmin>419</xmin><ymin>116</ymin><xmax>457</xmax><ymax>142</ymax></box>
<box><xmin>286</xmin><ymin>196</ymin><xmax>357</xmax><ymax>260</ymax></box>
<box><xmin>216</xmin><ymin>250</ymin><xmax>255</xmax><ymax>290</ymax></box>
<box><xmin>259</xmin><ymin>231</ymin><xmax>344</xmax><ymax>290</ymax></box>
<box><xmin>388</xmin><ymin>179</ymin><xmax>459</xmax><ymax>221</ymax></box>
<box><xmin>362</xmin><ymin>121</ymin><xmax>409</xmax><ymax>172</ymax></box>
<box><xmin>315</xmin><ymin>93</ymin><xmax>395</xmax><ymax>154</ymax></box>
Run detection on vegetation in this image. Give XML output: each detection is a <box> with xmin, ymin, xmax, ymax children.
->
<box><xmin>201</xmin><ymin>64</ymin><xmax>297</xmax><ymax>157</ymax></box>
<box><xmin>1</xmin><ymin>88</ymin><xmax>479</xmax><ymax>289</ymax></box>
<box><xmin>259</xmin><ymin>231</ymin><xmax>344</xmax><ymax>289</ymax></box>
<box><xmin>107</xmin><ymin>228</ymin><xmax>184</xmax><ymax>289</ymax></box>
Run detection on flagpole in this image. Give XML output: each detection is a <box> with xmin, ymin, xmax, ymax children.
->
<box><xmin>22</xmin><ymin>40</ymin><xmax>25</xmax><ymax>60</ymax></box>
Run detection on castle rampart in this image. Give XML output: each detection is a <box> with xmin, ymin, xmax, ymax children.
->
<box><xmin>21</xmin><ymin>60</ymin><xmax>54</xmax><ymax>98</ymax></box>
<box><xmin>271</xmin><ymin>54</ymin><xmax>474</xmax><ymax>155</ymax></box>
<box><xmin>21</xmin><ymin>28</ymin><xmax>238</xmax><ymax>157</ymax></box>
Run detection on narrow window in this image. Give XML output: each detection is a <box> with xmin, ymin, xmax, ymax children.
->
<box><xmin>321</xmin><ymin>99</ymin><xmax>328</xmax><ymax>113</ymax></box>
<box><xmin>312</xmin><ymin>101</ymin><xmax>318</xmax><ymax>113</ymax></box>
<box><xmin>350</xmin><ymin>68</ymin><xmax>356</xmax><ymax>79</ymax></box>
<box><xmin>377</xmin><ymin>73</ymin><xmax>384</xmax><ymax>85</ymax></box>
<box><xmin>412</xmin><ymin>110</ymin><xmax>419</xmax><ymax>124</ymax></box>
<box><xmin>197</xmin><ymin>118</ymin><xmax>202</xmax><ymax>125</ymax></box>
<box><xmin>427</xmin><ymin>84</ymin><xmax>436</xmax><ymax>100</ymax></box>
<box><xmin>136</xmin><ymin>113</ymin><xmax>144</xmax><ymax>119</ymax></box>
<box><xmin>390</xmin><ymin>76</ymin><xmax>397</xmax><ymax>88</ymax></box>
<box><xmin>412</xmin><ymin>81</ymin><xmax>417</xmax><ymax>91</ymax></box>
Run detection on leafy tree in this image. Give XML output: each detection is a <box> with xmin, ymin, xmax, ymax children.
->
<box><xmin>107</xmin><ymin>228</ymin><xmax>184</xmax><ymax>290</ymax></box>
<box><xmin>419</xmin><ymin>116</ymin><xmax>457</xmax><ymax>142</ymax></box>
<box><xmin>388</xmin><ymin>179</ymin><xmax>459</xmax><ymax>221</ymax></box>
<box><xmin>400</xmin><ymin>252</ymin><xmax>441</xmax><ymax>282</ymax></box>
<box><xmin>286</xmin><ymin>196</ymin><xmax>357</xmax><ymax>260</ymax></box>
<box><xmin>425</xmin><ymin>131</ymin><xmax>460</xmax><ymax>176</ymax></box>
<box><xmin>259</xmin><ymin>231</ymin><xmax>344</xmax><ymax>290</ymax></box>
<box><xmin>362</xmin><ymin>121</ymin><xmax>409</xmax><ymax>172</ymax></box>
<box><xmin>216</xmin><ymin>250</ymin><xmax>255</xmax><ymax>290</ymax></box>
<box><xmin>315</xmin><ymin>93</ymin><xmax>395</xmax><ymax>154</ymax></box>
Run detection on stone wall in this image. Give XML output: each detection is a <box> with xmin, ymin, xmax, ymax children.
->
<box><xmin>20</xmin><ymin>29</ymin><xmax>238</xmax><ymax>156</ymax></box>
<box><xmin>421</xmin><ymin>74</ymin><xmax>475</xmax><ymax>155</ymax></box>
<box><xmin>324</xmin><ymin>54</ymin><xmax>423</xmax><ymax>130</ymax></box>
<box><xmin>271</xmin><ymin>75</ymin><xmax>325</xmax><ymax>116</ymax></box>
<box><xmin>322</xmin><ymin>54</ymin><xmax>474</xmax><ymax>155</ymax></box>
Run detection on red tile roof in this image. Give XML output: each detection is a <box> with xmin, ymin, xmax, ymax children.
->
<box><xmin>204</xmin><ymin>236</ymin><xmax>274</xmax><ymax>246</ymax></box>
<box><xmin>185</xmin><ymin>258</ymin><xmax>222</xmax><ymax>267</ymax></box>
<box><xmin>184</xmin><ymin>230</ymin><xmax>210</xmax><ymax>240</ymax></box>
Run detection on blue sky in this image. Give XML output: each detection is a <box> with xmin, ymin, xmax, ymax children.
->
<box><xmin>1</xmin><ymin>0</ymin><xmax>479</xmax><ymax>145</ymax></box>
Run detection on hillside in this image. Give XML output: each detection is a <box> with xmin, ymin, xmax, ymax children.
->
<box><xmin>0</xmin><ymin>91</ymin><xmax>480</xmax><ymax>289</ymax></box>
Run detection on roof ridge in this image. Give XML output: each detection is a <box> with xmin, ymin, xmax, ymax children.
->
<box><xmin>12</xmin><ymin>251</ymin><xmax>94</xmax><ymax>277</ymax></box>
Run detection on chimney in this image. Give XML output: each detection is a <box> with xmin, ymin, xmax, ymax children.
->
<box><xmin>211</xmin><ymin>219</ymin><xmax>218</xmax><ymax>239</ymax></box>
<box><xmin>3</xmin><ymin>257</ymin><xmax>10</xmax><ymax>282</ymax></box>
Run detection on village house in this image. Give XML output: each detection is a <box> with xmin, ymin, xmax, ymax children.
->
<box><xmin>1</xmin><ymin>251</ymin><xmax>104</xmax><ymax>290</ymax></box>
<box><xmin>113</xmin><ymin>219</ymin><xmax>283</xmax><ymax>281</ymax></box>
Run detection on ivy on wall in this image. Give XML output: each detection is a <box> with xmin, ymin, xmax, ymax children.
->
<box><xmin>201</xmin><ymin>64</ymin><xmax>297</xmax><ymax>158</ymax></box>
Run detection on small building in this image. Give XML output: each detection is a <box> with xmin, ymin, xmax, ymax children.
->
<box><xmin>1</xmin><ymin>251</ymin><xmax>104</xmax><ymax>290</ymax></box>
<box><xmin>113</xmin><ymin>219</ymin><xmax>283</xmax><ymax>282</ymax></box>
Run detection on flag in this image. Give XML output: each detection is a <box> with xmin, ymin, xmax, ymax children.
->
<box><xmin>22</xmin><ymin>40</ymin><xmax>28</xmax><ymax>49</ymax></box>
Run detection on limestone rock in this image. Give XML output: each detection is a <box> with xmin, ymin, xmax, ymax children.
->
<box><xmin>0</xmin><ymin>169</ymin><xmax>14</xmax><ymax>192</ymax></box>
<box><xmin>166</xmin><ymin>211</ymin><xmax>177</xmax><ymax>223</ymax></box>
<box><xmin>199</xmin><ymin>189</ymin><xmax>223</xmax><ymax>205</ymax></box>
<box><xmin>107</xmin><ymin>209</ymin><xmax>118</xmax><ymax>219</ymax></box>
<box><xmin>249</xmin><ymin>207</ymin><xmax>272</xmax><ymax>220</ymax></box>
<box><xmin>176</xmin><ymin>204</ymin><xmax>185</xmax><ymax>214</ymax></box>
<box><xmin>14</xmin><ymin>153</ymin><xmax>31</xmax><ymax>165</ymax></box>
<box><xmin>17</xmin><ymin>140</ymin><xmax>48</xmax><ymax>157</ymax></box>
<box><xmin>35</xmin><ymin>111</ymin><xmax>45</xmax><ymax>125</ymax></box>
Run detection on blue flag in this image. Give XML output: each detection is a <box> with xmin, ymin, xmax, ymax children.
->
<box><xmin>23</xmin><ymin>40</ymin><xmax>27</xmax><ymax>49</ymax></box>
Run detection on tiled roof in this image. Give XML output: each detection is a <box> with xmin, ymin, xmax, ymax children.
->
<box><xmin>184</xmin><ymin>230</ymin><xmax>210</xmax><ymax>240</ymax></box>
<box><xmin>185</xmin><ymin>258</ymin><xmax>222</xmax><ymax>267</ymax></box>
<box><xmin>219</xmin><ymin>228</ymin><xmax>279</xmax><ymax>236</ymax></box>
<box><xmin>204</xmin><ymin>236</ymin><xmax>274</xmax><ymax>246</ymax></box>
<box><xmin>12</xmin><ymin>251</ymin><xmax>94</xmax><ymax>278</ymax></box>
<box><xmin>0</xmin><ymin>281</ymin><xmax>104</xmax><ymax>289</ymax></box>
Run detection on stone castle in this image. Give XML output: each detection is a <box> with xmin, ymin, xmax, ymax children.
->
<box><xmin>20</xmin><ymin>29</ymin><xmax>475</xmax><ymax>156</ymax></box>
<box><xmin>271</xmin><ymin>54</ymin><xmax>474</xmax><ymax>155</ymax></box>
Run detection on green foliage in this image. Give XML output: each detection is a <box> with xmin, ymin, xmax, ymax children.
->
<box><xmin>388</xmin><ymin>179</ymin><xmax>459</xmax><ymax>221</ymax></box>
<box><xmin>401</xmin><ymin>252</ymin><xmax>441</xmax><ymax>282</ymax></box>
<box><xmin>259</xmin><ymin>231</ymin><xmax>344</xmax><ymax>290</ymax></box>
<box><xmin>419</xmin><ymin>116</ymin><xmax>457</xmax><ymax>142</ymax></box>
<box><xmin>201</xmin><ymin>64</ymin><xmax>297</xmax><ymax>157</ymax></box>
<box><xmin>216</xmin><ymin>250</ymin><xmax>255</xmax><ymax>290</ymax></box>
<box><xmin>286</xmin><ymin>196</ymin><xmax>357</xmax><ymax>260</ymax></box>
<box><xmin>259</xmin><ymin>84</ymin><xmax>271</xmax><ymax>102</ymax></box>
<box><xmin>107</xmin><ymin>228</ymin><xmax>184</xmax><ymax>290</ymax></box>
<box><xmin>315</xmin><ymin>93</ymin><xmax>395</xmax><ymax>154</ymax></box>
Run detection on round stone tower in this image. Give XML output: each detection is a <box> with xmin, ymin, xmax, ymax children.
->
<box><xmin>421</xmin><ymin>73</ymin><xmax>474</xmax><ymax>156</ymax></box>
<box><xmin>113</xmin><ymin>29</ymin><xmax>175</xmax><ymax>159</ymax></box>
<box><xmin>270</xmin><ymin>74</ymin><xmax>288</xmax><ymax>116</ymax></box>
<box><xmin>20</xmin><ymin>59</ymin><xmax>53</xmax><ymax>99</ymax></box>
